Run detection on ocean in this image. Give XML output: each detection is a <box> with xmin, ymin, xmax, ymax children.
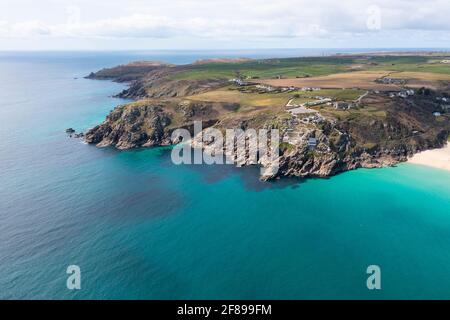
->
<box><xmin>0</xmin><ymin>50</ymin><xmax>449</xmax><ymax>299</ymax></box>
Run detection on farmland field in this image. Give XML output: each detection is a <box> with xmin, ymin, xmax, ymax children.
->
<box><xmin>170</xmin><ymin>57</ymin><xmax>354</xmax><ymax>80</ymax></box>
<box><xmin>255</xmin><ymin>71</ymin><xmax>401</xmax><ymax>91</ymax></box>
<box><xmin>162</xmin><ymin>55</ymin><xmax>450</xmax><ymax>96</ymax></box>
<box><xmin>186</xmin><ymin>87</ymin><xmax>295</xmax><ymax>108</ymax></box>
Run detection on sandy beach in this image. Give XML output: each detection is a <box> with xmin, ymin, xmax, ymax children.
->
<box><xmin>409</xmin><ymin>143</ymin><xmax>450</xmax><ymax>172</ymax></box>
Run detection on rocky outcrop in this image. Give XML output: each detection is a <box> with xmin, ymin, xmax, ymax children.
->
<box><xmin>85</xmin><ymin>104</ymin><xmax>172</xmax><ymax>149</ymax></box>
<box><xmin>84</xmin><ymin>99</ymin><xmax>229</xmax><ymax>150</ymax></box>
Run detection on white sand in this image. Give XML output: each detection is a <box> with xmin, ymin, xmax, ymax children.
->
<box><xmin>408</xmin><ymin>144</ymin><xmax>450</xmax><ymax>172</ymax></box>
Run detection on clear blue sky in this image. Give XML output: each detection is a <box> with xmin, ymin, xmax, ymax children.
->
<box><xmin>1</xmin><ymin>0</ymin><xmax>449</xmax><ymax>50</ymax></box>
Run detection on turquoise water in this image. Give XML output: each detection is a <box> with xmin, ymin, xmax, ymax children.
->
<box><xmin>0</xmin><ymin>51</ymin><xmax>449</xmax><ymax>300</ymax></box>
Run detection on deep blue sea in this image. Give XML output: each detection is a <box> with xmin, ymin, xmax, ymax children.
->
<box><xmin>0</xmin><ymin>50</ymin><xmax>450</xmax><ymax>300</ymax></box>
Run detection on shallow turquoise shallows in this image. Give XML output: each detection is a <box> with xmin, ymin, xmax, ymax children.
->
<box><xmin>0</xmin><ymin>51</ymin><xmax>449</xmax><ymax>300</ymax></box>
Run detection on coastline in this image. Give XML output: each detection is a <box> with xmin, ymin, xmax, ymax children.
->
<box><xmin>2</xmin><ymin>50</ymin><xmax>450</xmax><ymax>299</ymax></box>
<box><xmin>408</xmin><ymin>143</ymin><xmax>450</xmax><ymax>172</ymax></box>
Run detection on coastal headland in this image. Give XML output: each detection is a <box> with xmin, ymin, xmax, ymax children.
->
<box><xmin>83</xmin><ymin>53</ymin><xmax>450</xmax><ymax>180</ymax></box>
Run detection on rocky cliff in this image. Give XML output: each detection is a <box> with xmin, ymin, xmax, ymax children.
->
<box><xmin>83</xmin><ymin>59</ymin><xmax>450</xmax><ymax>181</ymax></box>
<box><xmin>84</xmin><ymin>93</ymin><xmax>449</xmax><ymax>180</ymax></box>
<box><xmin>85</xmin><ymin>104</ymin><xmax>173</xmax><ymax>149</ymax></box>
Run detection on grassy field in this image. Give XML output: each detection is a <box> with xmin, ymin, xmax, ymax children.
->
<box><xmin>256</xmin><ymin>71</ymin><xmax>398</xmax><ymax>91</ymax></box>
<box><xmin>387</xmin><ymin>71</ymin><xmax>450</xmax><ymax>81</ymax></box>
<box><xmin>186</xmin><ymin>87</ymin><xmax>294</xmax><ymax>108</ymax></box>
<box><xmin>169</xmin><ymin>55</ymin><xmax>450</xmax><ymax>82</ymax></box>
<box><xmin>185</xmin><ymin>86</ymin><xmax>366</xmax><ymax>112</ymax></box>
<box><xmin>164</xmin><ymin>54</ymin><xmax>450</xmax><ymax>110</ymax></box>
<box><xmin>319</xmin><ymin>105</ymin><xmax>387</xmax><ymax>121</ymax></box>
<box><xmin>320</xmin><ymin>88</ymin><xmax>367</xmax><ymax>100</ymax></box>
<box><xmin>170</xmin><ymin>57</ymin><xmax>355</xmax><ymax>80</ymax></box>
<box><xmin>364</xmin><ymin>56</ymin><xmax>450</xmax><ymax>75</ymax></box>
<box><xmin>292</xmin><ymin>88</ymin><xmax>366</xmax><ymax>100</ymax></box>
<box><xmin>290</xmin><ymin>97</ymin><xmax>322</xmax><ymax>105</ymax></box>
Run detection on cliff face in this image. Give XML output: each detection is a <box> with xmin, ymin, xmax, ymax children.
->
<box><xmin>275</xmin><ymin>140</ymin><xmax>424</xmax><ymax>181</ymax></box>
<box><xmin>84</xmin><ymin>99</ymin><xmax>234</xmax><ymax>150</ymax></box>
<box><xmin>85</xmin><ymin>104</ymin><xmax>173</xmax><ymax>150</ymax></box>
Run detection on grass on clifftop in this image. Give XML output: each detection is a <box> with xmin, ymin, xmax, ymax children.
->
<box><xmin>366</xmin><ymin>56</ymin><xmax>450</xmax><ymax>75</ymax></box>
<box><xmin>320</xmin><ymin>105</ymin><xmax>387</xmax><ymax>121</ymax></box>
<box><xmin>293</xmin><ymin>88</ymin><xmax>366</xmax><ymax>101</ymax></box>
<box><xmin>186</xmin><ymin>87</ymin><xmax>294</xmax><ymax>108</ymax></box>
<box><xmin>170</xmin><ymin>57</ymin><xmax>354</xmax><ymax>80</ymax></box>
<box><xmin>187</xmin><ymin>86</ymin><xmax>366</xmax><ymax>111</ymax></box>
<box><xmin>169</xmin><ymin>55</ymin><xmax>450</xmax><ymax>81</ymax></box>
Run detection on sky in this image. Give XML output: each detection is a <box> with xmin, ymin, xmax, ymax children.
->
<box><xmin>1</xmin><ymin>0</ymin><xmax>450</xmax><ymax>50</ymax></box>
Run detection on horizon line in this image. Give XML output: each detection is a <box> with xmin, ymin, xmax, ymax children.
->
<box><xmin>2</xmin><ymin>47</ymin><xmax>450</xmax><ymax>53</ymax></box>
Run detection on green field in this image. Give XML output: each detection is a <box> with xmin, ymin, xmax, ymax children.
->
<box><xmin>292</xmin><ymin>88</ymin><xmax>366</xmax><ymax>101</ymax></box>
<box><xmin>169</xmin><ymin>55</ymin><xmax>450</xmax><ymax>81</ymax></box>
<box><xmin>185</xmin><ymin>85</ymin><xmax>365</xmax><ymax>109</ymax></box>
<box><xmin>170</xmin><ymin>57</ymin><xmax>354</xmax><ymax>80</ymax></box>
<box><xmin>365</xmin><ymin>56</ymin><xmax>450</xmax><ymax>74</ymax></box>
<box><xmin>320</xmin><ymin>105</ymin><xmax>387</xmax><ymax>121</ymax></box>
<box><xmin>186</xmin><ymin>87</ymin><xmax>293</xmax><ymax>108</ymax></box>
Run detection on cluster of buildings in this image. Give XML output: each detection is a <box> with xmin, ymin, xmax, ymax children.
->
<box><xmin>436</xmin><ymin>96</ymin><xmax>449</xmax><ymax>103</ymax></box>
<box><xmin>389</xmin><ymin>90</ymin><xmax>415</xmax><ymax>99</ymax></box>
<box><xmin>307</xmin><ymin>138</ymin><xmax>317</xmax><ymax>150</ymax></box>
<box><xmin>304</xmin><ymin>98</ymin><xmax>332</xmax><ymax>107</ymax></box>
<box><xmin>376</xmin><ymin>77</ymin><xmax>406</xmax><ymax>85</ymax></box>
<box><xmin>229</xmin><ymin>78</ymin><xmax>248</xmax><ymax>86</ymax></box>
<box><xmin>254</xmin><ymin>84</ymin><xmax>276</xmax><ymax>92</ymax></box>
<box><xmin>299</xmin><ymin>114</ymin><xmax>325</xmax><ymax>125</ymax></box>
<box><xmin>301</xmin><ymin>87</ymin><xmax>321</xmax><ymax>92</ymax></box>
<box><xmin>333</xmin><ymin>102</ymin><xmax>356</xmax><ymax>110</ymax></box>
<box><xmin>253</xmin><ymin>84</ymin><xmax>297</xmax><ymax>93</ymax></box>
<box><xmin>280</xmin><ymin>86</ymin><xmax>297</xmax><ymax>92</ymax></box>
<box><xmin>435</xmin><ymin>96</ymin><xmax>450</xmax><ymax>116</ymax></box>
<box><xmin>281</xmin><ymin>126</ymin><xmax>319</xmax><ymax>151</ymax></box>
<box><xmin>229</xmin><ymin>82</ymin><xmax>298</xmax><ymax>94</ymax></box>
